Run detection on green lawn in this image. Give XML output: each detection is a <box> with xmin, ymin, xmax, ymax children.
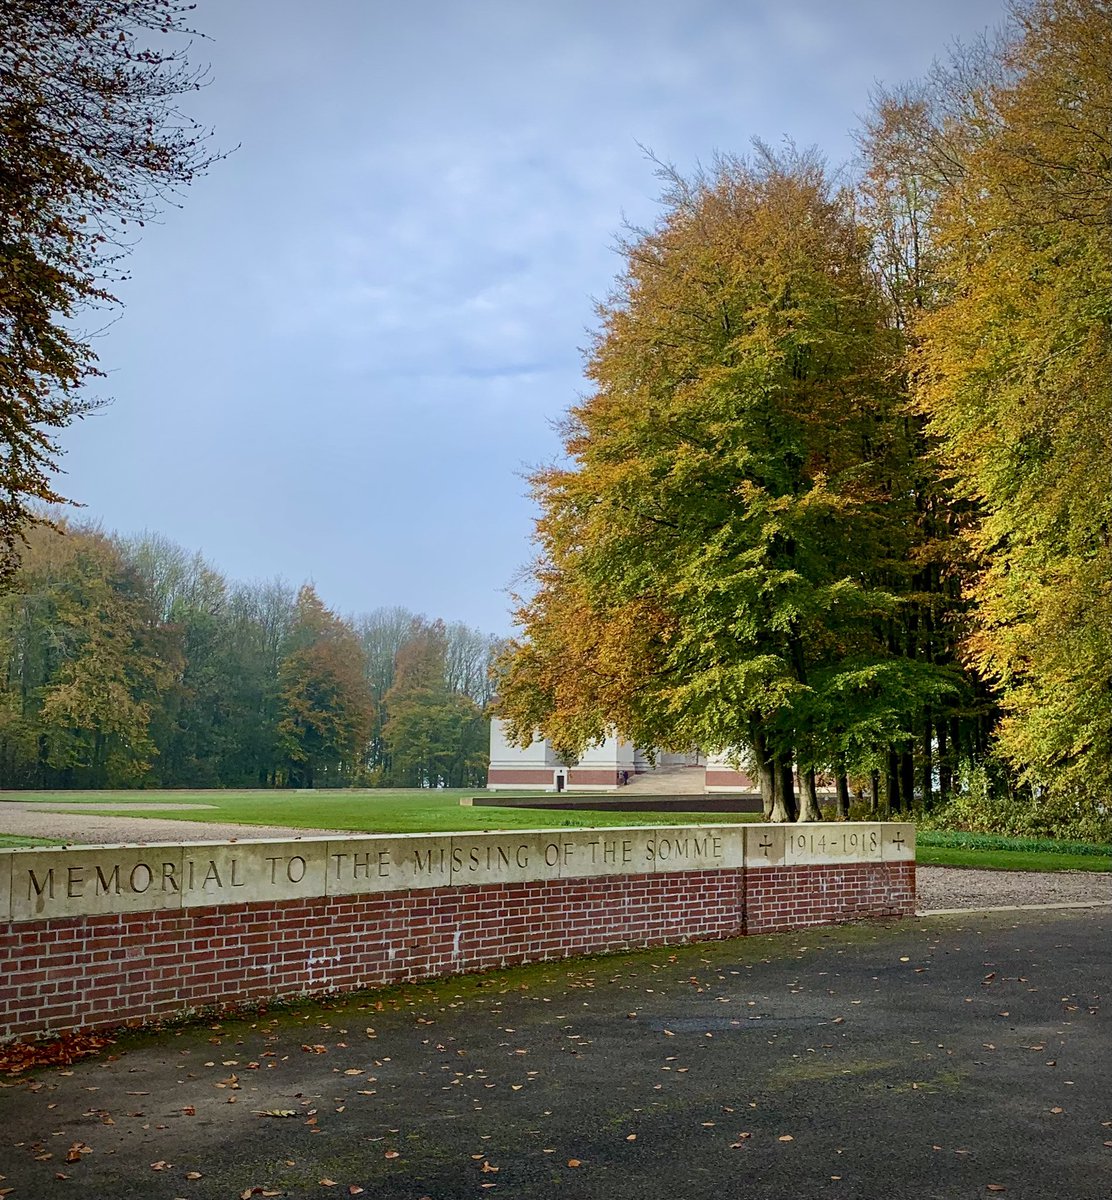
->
<box><xmin>0</xmin><ymin>789</ymin><xmax>761</xmax><ymax>836</ymax></box>
<box><xmin>916</xmin><ymin>828</ymin><xmax>1112</xmax><ymax>872</ymax></box>
<box><xmin>916</xmin><ymin>845</ymin><xmax>1111</xmax><ymax>872</ymax></box>
<box><xmin>0</xmin><ymin>833</ymin><xmax>65</xmax><ymax>849</ymax></box>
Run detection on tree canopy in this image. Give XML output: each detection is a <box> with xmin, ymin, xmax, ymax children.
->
<box><xmin>497</xmin><ymin>0</ymin><xmax>1112</xmax><ymax>835</ymax></box>
<box><xmin>0</xmin><ymin>520</ymin><xmax>499</xmax><ymax>789</ymax></box>
<box><xmin>0</xmin><ymin>0</ymin><xmax>219</xmax><ymax>578</ymax></box>
<box><xmin>910</xmin><ymin>0</ymin><xmax>1112</xmax><ymax>815</ymax></box>
<box><xmin>496</xmin><ymin>149</ymin><xmax>970</xmax><ymax>820</ymax></box>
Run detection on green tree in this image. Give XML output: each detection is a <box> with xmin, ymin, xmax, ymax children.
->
<box><xmin>0</xmin><ymin>0</ymin><xmax>219</xmax><ymax>577</ymax></box>
<box><xmin>10</xmin><ymin>523</ymin><xmax>175</xmax><ymax>785</ymax></box>
<box><xmin>277</xmin><ymin>586</ymin><xmax>374</xmax><ymax>787</ymax></box>
<box><xmin>496</xmin><ymin>149</ymin><xmax>958</xmax><ymax>820</ymax></box>
<box><xmin>118</xmin><ymin>532</ymin><xmax>231</xmax><ymax>786</ymax></box>
<box><xmin>855</xmin><ymin>85</ymin><xmax>997</xmax><ymax>814</ymax></box>
<box><xmin>912</xmin><ymin>0</ymin><xmax>1112</xmax><ymax>814</ymax></box>
<box><xmin>382</xmin><ymin>620</ymin><xmax>488</xmax><ymax>787</ymax></box>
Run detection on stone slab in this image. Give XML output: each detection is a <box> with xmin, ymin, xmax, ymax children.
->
<box><xmin>179</xmin><ymin>840</ymin><xmax>329</xmax><ymax>908</ymax></box>
<box><xmin>449</xmin><ymin>832</ymin><xmax>554</xmax><ymax>886</ymax></box>
<box><xmin>9</xmin><ymin>844</ymin><xmax>186</xmax><ymax>921</ymax></box>
<box><xmin>745</xmin><ymin>822</ymin><xmax>906</xmax><ymax>868</ymax></box>
<box><xmin>0</xmin><ymin>851</ymin><xmax>10</xmax><ymax>923</ymax></box>
<box><xmin>326</xmin><ymin>835</ymin><xmax>453</xmax><ymax>896</ymax></box>
<box><xmin>1</xmin><ymin>823</ymin><xmax>913</xmax><ymax>922</ymax></box>
<box><xmin>635</xmin><ymin>826</ymin><xmax>745</xmax><ymax>874</ymax></box>
<box><xmin>881</xmin><ymin>823</ymin><xmax>916</xmax><ymax>861</ymax></box>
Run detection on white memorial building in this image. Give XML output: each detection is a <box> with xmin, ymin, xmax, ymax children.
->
<box><xmin>487</xmin><ymin>718</ymin><xmax>754</xmax><ymax>793</ymax></box>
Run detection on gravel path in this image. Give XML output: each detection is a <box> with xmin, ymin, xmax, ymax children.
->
<box><xmin>0</xmin><ymin>801</ymin><xmax>343</xmax><ymax>845</ymax></box>
<box><xmin>915</xmin><ymin>863</ymin><xmax>1112</xmax><ymax>911</ymax></box>
<box><xmin>3</xmin><ymin>803</ymin><xmax>1111</xmax><ymax>912</ymax></box>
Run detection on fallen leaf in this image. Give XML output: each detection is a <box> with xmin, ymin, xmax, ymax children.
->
<box><xmin>778</xmin><ymin>1135</ymin><xmax>794</xmax><ymax>1142</ymax></box>
<box><xmin>479</xmin><ymin>1161</ymin><xmax>499</xmax><ymax>1173</ymax></box>
<box><xmin>384</xmin><ymin>1150</ymin><xmax>400</xmax><ymax>1160</ymax></box>
<box><xmin>254</xmin><ymin>1109</ymin><xmax>296</xmax><ymax>1118</ymax></box>
<box><xmin>626</xmin><ymin>1133</ymin><xmax>637</xmax><ymax>1142</ymax></box>
<box><xmin>319</xmin><ymin>1181</ymin><xmax>338</xmax><ymax>1189</ymax></box>
<box><xmin>180</xmin><ymin>1105</ymin><xmax>196</xmax><ymax>1116</ymax></box>
<box><xmin>986</xmin><ymin>1187</ymin><xmax>1007</xmax><ymax>1193</ymax></box>
<box><xmin>151</xmin><ymin>1160</ymin><xmax>171</xmax><ymax>1170</ymax></box>
<box><xmin>348</xmin><ymin>1188</ymin><xmax>365</xmax><ymax>1196</ymax></box>
<box><xmin>568</xmin><ymin>1159</ymin><xmax>582</xmax><ymax>1167</ymax></box>
<box><xmin>185</xmin><ymin>1172</ymin><xmax>203</xmax><ymax>1180</ymax></box>
<box><xmin>1050</xmin><ymin>1107</ymin><xmax>1064</xmax><ymax>1114</ymax></box>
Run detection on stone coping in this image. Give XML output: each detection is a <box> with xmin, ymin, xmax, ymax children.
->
<box><xmin>0</xmin><ymin>822</ymin><xmax>914</xmax><ymax>924</ymax></box>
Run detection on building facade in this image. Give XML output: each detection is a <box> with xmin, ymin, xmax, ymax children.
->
<box><xmin>487</xmin><ymin>719</ymin><xmax>754</xmax><ymax>792</ymax></box>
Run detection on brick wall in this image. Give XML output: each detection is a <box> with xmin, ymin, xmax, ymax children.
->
<box><xmin>0</xmin><ymin>868</ymin><xmax>751</xmax><ymax>1040</ymax></box>
<box><xmin>744</xmin><ymin>862</ymin><xmax>916</xmax><ymax>934</ymax></box>
<box><xmin>1</xmin><ymin>832</ymin><xmax>916</xmax><ymax>1041</ymax></box>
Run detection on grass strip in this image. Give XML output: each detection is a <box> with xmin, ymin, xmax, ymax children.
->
<box><xmin>917</xmin><ymin>845</ymin><xmax>1111</xmax><ymax>872</ymax></box>
<box><xmin>918</xmin><ymin>830</ymin><xmax>1112</xmax><ymax>856</ymax></box>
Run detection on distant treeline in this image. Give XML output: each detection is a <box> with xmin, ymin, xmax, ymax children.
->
<box><xmin>0</xmin><ymin>522</ymin><xmax>500</xmax><ymax>789</ymax></box>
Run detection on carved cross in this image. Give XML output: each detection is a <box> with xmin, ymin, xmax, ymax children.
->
<box><xmin>758</xmin><ymin>836</ymin><xmax>773</xmax><ymax>854</ymax></box>
<box><xmin>892</xmin><ymin>831</ymin><xmax>905</xmax><ymax>849</ymax></box>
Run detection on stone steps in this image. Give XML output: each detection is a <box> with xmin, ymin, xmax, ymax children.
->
<box><xmin>622</xmin><ymin>764</ymin><xmax>707</xmax><ymax>794</ymax></box>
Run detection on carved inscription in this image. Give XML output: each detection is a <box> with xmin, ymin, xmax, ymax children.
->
<box><xmin>0</xmin><ymin>823</ymin><xmax>911</xmax><ymax>922</ymax></box>
<box><xmin>787</xmin><ymin>828</ymin><xmax>880</xmax><ymax>859</ymax></box>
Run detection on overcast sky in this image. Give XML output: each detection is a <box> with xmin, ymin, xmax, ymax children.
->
<box><xmin>57</xmin><ymin>0</ymin><xmax>1009</xmax><ymax>635</ymax></box>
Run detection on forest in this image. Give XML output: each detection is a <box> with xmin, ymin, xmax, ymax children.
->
<box><xmin>0</xmin><ymin>521</ymin><xmax>498</xmax><ymax>790</ymax></box>
<box><xmin>495</xmin><ymin>0</ymin><xmax>1112</xmax><ymax>837</ymax></box>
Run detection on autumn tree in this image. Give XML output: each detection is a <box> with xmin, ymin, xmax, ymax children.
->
<box><xmin>382</xmin><ymin>619</ymin><xmax>489</xmax><ymax>788</ymax></box>
<box><xmin>276</xmin><ymin>586</ymin><xmax>374</xmax><ymax>787</ymax></box>
<box><xmin>911</xmin><ymin>0</ymin><xmax>1112</xmax><ymax>823</ymax></box>
<box><xmin>853</xmin><ymin>85</ymin><xmax>1000</xmax><ymax>814</ymax></box>
<box><xmin>497</xmin><ymin>149</ymin><xmax>958</xmax><ymax>820</ymax></box>
<box><xmin>0</xmin><ymin>521</ymin><xmax>175</xmax><ymax>785</ymax></box>
<box><xmin>0</xmin><ymin>0</ymin><xmax>219</xmax><ymax>578</ymax></box>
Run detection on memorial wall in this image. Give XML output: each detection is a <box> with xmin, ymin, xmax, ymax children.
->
<box><xmin>0</xmin><ymin>822</ymin><xmax>915</xmax><ymax>1040</ymax></box>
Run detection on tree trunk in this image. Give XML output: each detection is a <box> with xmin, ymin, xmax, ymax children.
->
<box><xmin>886</xmin><ymin>748</ymin><xmax>901</xmax><ymax>813</ymax></box>
<box><xmin>767</xmin><ymin>752</ymin><xmax>789</xmax><ymax>823</ymax></box>
<box><xmin>835</xmin><ymin>766</ymin><xmax>850</xmax><ymax>820</ymax></box>
<box><xmin>798</xmin><ymin>767</ymin><xmax>823</xmax><ymax>822</ymax></box>
<box><xmin>869</xmin><ymin>770</ymin><xmax>880</xmax><ymax>814</ymax></box>
<box><xmin>900</xmin><ymin>749</ymin><xmax>915</xmax><ymax>812</ymax></box>
<box><xmin>938</xmin><ymin>720</ymin><xmax>951</xmax><ymax>803</ymax></box>
<box><xmin>779</xmin><ymin>753</ymin><xmax>798</xmax><ymax>822</ymax></box>
<box><xmin>754</xmin><ymin>730</ymin><xmax>775</xmax><ymax>819</ymax></box>
<box><xmin>921</xmin><ymin>717</ymin><xmax>934</xmax><ymax>810</ymax></box>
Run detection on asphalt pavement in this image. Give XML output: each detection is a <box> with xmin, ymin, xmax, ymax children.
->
<box><xmin>0</xmin><ymin>907</ymin><xmax>1109</xmax><ymax>1199</ymax></box>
